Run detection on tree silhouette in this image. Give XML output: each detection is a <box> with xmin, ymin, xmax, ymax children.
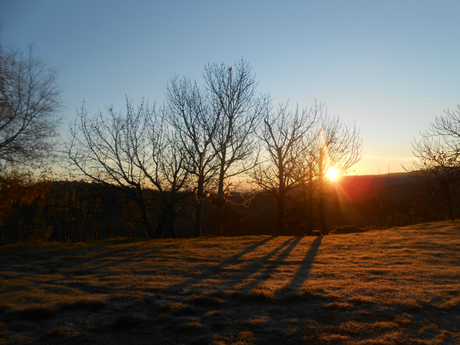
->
<box><xmin>135</xmin><ymin>109</ymin><xmax>193</xmax><ymax>238</ymax></box>
<box><xmin>66</xmin><ymin>100</ymin><xmax>156</xmax><ymax>238</ymax></box>
<box><xmin>294</xmin><ymin>108</ymin><xmax>362</xmax><ymax>235</ymax></box>
<box><xmin>313</xmin><ymin>115</ymin><xmax>362</xmax><ymax>234</ymax></box>
<box><xmin>252</xmin><ymin>103</ymin><xmax>316</xmax><ymax>235</ymax></box>
<box><xmin>409</xmin><ymin>106</ymin><xmax>460</xmax><ymax>221</ymax></box>
<box><xmin>0</xmin><ymin>45</ymin><xmax>62</xmax><ymax>168</ymax></box>
<box><xmin>166</xmin><ymin>77</ymin><xmax>220</xmax><ymax>237</ymax></box>
<box><xmin>204</xmin><ymin>59</ymin><xmax>267</xmax><ymax>235</ymax></box>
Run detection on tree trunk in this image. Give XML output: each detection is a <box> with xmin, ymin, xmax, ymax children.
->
<box><xmin>135</xmin><ymin>186</ymin><xmax>154</xmax><ymax>239</ymax></box>
<box><xmin>278</xmin><ymin>193</ymin><xmax>285</xmax><ymax>235</ymax></box>
<box><xmin>318</xmin><ymin>189</ymin><xmax>328</xmax><ymax>235</ymax></box>
<box><xmin>167</xmin><ymin>204</ymin><xmax>176</xmax><ymax>239</ymax></box>
<box><xmin>318</xmin><ymin>148</ymin><xmax>328</xmax><ymax>235</ymax></box>
<box><xmin>215</xmin><ymin>199</ymin><xmax>224</xmax><ymax>236</ymax></box>
<box><xmin>194</xmin><ymin>200</ymin><xmax>202</xmax><ymax>237</ymax></box>
<box><xmin>302</xmin><ymin>185</ymin><xmax>308</xmax><ymax>236</ymax></box>
<box><xmin>216</xmin><ymin>147</ymin><xmax>227</xmax><ymax>236</ymax></box>
<box><xmin>154</xmin><ymin>202</ymin><xmax>171</xmax><ymax>238</ymax></box>
<box><xmin>194</xmin><ymin>174</ymin><xmax>205</xmax><ymax>237</ymax></box>
<box><xmin>306</xmin><ymin>167</ymin><xmax>314</xmax><ymax>236</ymax></box>
<box><xmin>215</xmin><ymin>175</ymin><xmax>225</xmax><ymax>236</ymax></box>
<box><xmin>277</xmin><ymin>149</ymin><xmax>286</xmax><ymax>236</ymax></box>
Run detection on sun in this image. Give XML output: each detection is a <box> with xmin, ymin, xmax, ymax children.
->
<box><xmin>326</xmin><ymin>167</ymin><xmax>339</xmax><ymax>180</ymax></box>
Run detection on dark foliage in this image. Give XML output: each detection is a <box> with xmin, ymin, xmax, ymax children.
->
<box><xmin>1</xmin><ymin>171</ymin><xmax>458</xmax><ymax>243</ymax></box>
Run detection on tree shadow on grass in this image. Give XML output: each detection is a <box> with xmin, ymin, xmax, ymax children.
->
<box><xmin>0</xmin><ymin>242</ymin><xmax>146</xmax><ymax>274</ymax></box>
<box><xmin>167</xmin><ymin>236</ymin><xmax>276</xmax><ymax>293</ymax></box>
<box><xmin>84</xmin><ymin>243</ymin><xmax>177</xmax><ymax>273</ymax></box>
<box><xmin>279</xmin><ymin>236</ymin><xmax>322</xmax><ymax>296</ymax></box>
<box><xmin>8</xmin><ymin>242</ymin><xmax>179</xmax><ymax>296</ymax></box>
<box><xmin>231</xmin><ymin>236</ymin><xmax>302</xmax><ymax>295</ymax></box>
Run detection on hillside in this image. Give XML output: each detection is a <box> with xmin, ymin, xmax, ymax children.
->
<box><xmin>1</xmin><ymin>221</ymin><xmax>459</xmax><ymax>344</ymax></box>
<box><xmin>331</xmin><ymin>172</ymin><xmax>415</xmax><ymax>201</ymax></box>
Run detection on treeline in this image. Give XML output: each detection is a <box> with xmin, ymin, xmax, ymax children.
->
<box><xmin>1</xmin><ymin>171</ymin><xmax>457</xmax><ymax>244</ymax></box>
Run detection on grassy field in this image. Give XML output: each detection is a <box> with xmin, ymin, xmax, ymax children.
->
<box><xmin>1</xmin><ymin>221</ymin><xmax>459</xmax><ymax>344</ymax></box>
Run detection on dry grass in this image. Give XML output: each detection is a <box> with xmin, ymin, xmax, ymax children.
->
<box><xmin>1</xmin><ymin>221</ymin><xmax>460</xmax><ymax>344</ymax></box>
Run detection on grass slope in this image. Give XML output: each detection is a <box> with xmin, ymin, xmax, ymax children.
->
<box><xmin>1</xmin><ymin>221</ymin><xmax>459</xmax><ymax>344</ymax></box>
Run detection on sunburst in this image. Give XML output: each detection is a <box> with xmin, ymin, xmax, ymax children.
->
<box><xmin>326</xmin><ymin>167</ymin><xmax>339</xmax><ymax>180</ymax></box>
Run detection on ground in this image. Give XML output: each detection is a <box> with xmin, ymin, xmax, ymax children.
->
<box><xmin>1</xmin><ymin>221</ymin><xmax>459</xmax><ymax>344</ymax></box>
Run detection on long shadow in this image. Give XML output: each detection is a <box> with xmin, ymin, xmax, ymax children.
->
<box><xmin>47</xmin><ymin>242</ymin><xmax>175</xmax><ymax>274</ymax></box>
<box><xmin>85</xmin><ymin>243</ymin><xmax>178</xmax><ymax>273</ymax></box>
<box><xmin>219</xmin><ymin>237</ymin><xmax>296</xmax><ymax>292</ymax></box>
<box><xmin>20</xmin><ymin>237</ymin><xmax>274</xmax><ymax>288</ymax></box>
<box><xmin>20</xmin><ymin>243</ymin><xmax>180</xmax><ymax>295</ymax></box>
<box><xmin>279</xmin><ymin>236</ymin><xmax>322</xmax><ymax>295</ymax></box>
<box><xmin>1</xmin><ymin>242</ymin><xmax>138</xmax><ymax>269</ymax></box>
<box><xmin>166</xmin><ymin>236</ymin><xmax>276</xmax><ymax>293</ymax></box>
<box><xmin>214</xmin><ymin>236</ymin><xmax>276</xmax><ymax>269</ymax></box>
<box><xmin>2</xmin><ymin>242</ymin><xmax>151</xmax><ymax>279</ymax></box>
<box><xmin>237</xmin><ymin>236</ymin><xmax>302</xmax><ymax>294</ymax></box>
<box><xmin>5</xmin><ymin>237</ymin><xmax>277</xmax><ymax>297</ymax></box>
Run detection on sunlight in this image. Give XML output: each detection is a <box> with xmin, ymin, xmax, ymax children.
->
<box><xmin>326</xmin><ymin>167</ymin><xmax>339</xmax><ymax>180</ymax></box>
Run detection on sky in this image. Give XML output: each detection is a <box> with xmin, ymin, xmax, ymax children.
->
<box><xmin>1</xmin><ymin>0</ymin><xmax>459</xmax><ymax>175</ymax></box>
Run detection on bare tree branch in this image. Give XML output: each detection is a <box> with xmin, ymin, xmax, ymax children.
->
<box><xmin>204</xmin><ymin>59</ymin><xmax>268</xmax><ymax>234</ymax></box>
<box><xmin>252</xmin><ymin>102</ymin><xmax>317</xmax><ymax>235</ymax></box>
<box><xmin>66</xmin><ymin>100</ymin><xmax>155</xmax><ymax>238</ymax></box>
<box><xmin>407</xmin><ymin>106</ymin><xmax>460</xmax><ymax>220</ymax></box>
<box><xmin>0</xmin><ymin>45</ymin><xmax>62</xmax><ymax>168</ymax></box>
<box><xmin>165</xmin><ymin>76</ymin><xmax>220</xmax><ymax>237</ymax></box>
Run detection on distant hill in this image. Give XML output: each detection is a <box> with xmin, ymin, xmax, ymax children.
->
<box><xmin>334</xmin><ymin>172</ymin><xmax>420</xmax><ymax>203</ymax></box>
<box><xmin>339</xmin><ymin>171</ymin><xmax>419</xmax><ymax>185</ymax></box>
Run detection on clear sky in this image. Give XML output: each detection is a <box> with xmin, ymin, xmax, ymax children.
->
<box><xmin>1</xmin><ymin>0</ymin><xmax>459</xmax><ymax>175</ymax></box>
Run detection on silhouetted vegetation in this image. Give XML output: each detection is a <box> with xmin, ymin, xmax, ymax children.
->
<box><xmin>0</xmin><ymin>45</ymin><xmax>62</xmax><ymax>168</ymax></box>
<box><xmin>2</xmin><ymin>170</ymin><xmax>459</xmax><ymax>243</ymax></box>
<box><xmin>252</xmin><ymin>103</ymin><xmax>316</xmax><ymax>236</ymax></box>
<box><xmin>2</xmin><ymin>50</ymin><xmax>459</xmax><ymax>243</ymax></box>
<box><xmin>408</xmin><ymin>105</ymin><xmax>460</xmax><ymax>221</ymax></box>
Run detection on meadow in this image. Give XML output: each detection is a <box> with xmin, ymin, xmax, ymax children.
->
<box><xmin>0</xmin><ymin>221</ymin><xmax>459</xmax><ymax>344</ymax></box>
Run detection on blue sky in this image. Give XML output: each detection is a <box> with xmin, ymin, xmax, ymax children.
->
<box><xmin>2</xmin><ymin>0</ymin><xmax>459</xmax><ymax>174</ymax></box>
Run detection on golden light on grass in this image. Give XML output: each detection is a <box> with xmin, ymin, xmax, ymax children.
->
<box><xmin>326</xmin><ymin>166</ymin><xmax>339</xmax><ymax>180</ymax></box>
<box><xmin>1</xmin><ymin>222</ymin><xmax>459</xmax><ymax>344</ymax></box>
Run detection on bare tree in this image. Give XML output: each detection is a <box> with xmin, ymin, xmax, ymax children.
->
<box><xmin>252</xmin><ymin>103</ymin><xmax>316</xmax><ymax>235</ymax></box>
<box><xmin>408</xmin><ymin>108</ymin><xmax>460</xmax><ymax>221</ymax></box>
<box><xmin>166</xmin><ymin>77</ymin><xmax>220</xmax><ymax>237</ymax></box>
<box><xmin>426</xmin><ymin>106</ymin><xmax>460</xmax><ymax>142</ymax></box>
<box><xmin>0</xmin><ymin>45</ymin><xmax>62</xmax><ymax>167</ymax></box>
<box><xmin>133</xmin><ymin>108</ymin><xmax>194</xmax><ymax>238</ymax></box>
<box><xmin>293</xmin><ymin>107</ymin><xmax>362</xmax><ymax>236</ymax></box>
<box><xmin>204</xmin><ymin>59</ymin><xmax>267</xmax><ymax>235</ymax></box>
<box><xmin>292</xmin><ymin>108</ymin><xmax>323</xmax><ymax>236</ymax></box>
<box><xmin>309</xmin><ymin>114</ymin><xmax>362</xmax><ymax>235</ymax></box>
<box><xmin>66</xmin><ymin>100</ymin><xmax>155</xmax><ymax>238</ymax></box>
